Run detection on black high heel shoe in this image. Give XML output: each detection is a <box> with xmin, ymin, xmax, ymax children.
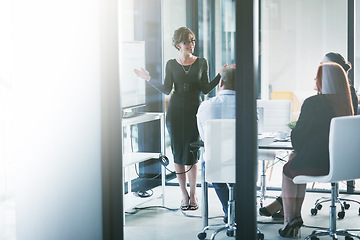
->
<box><xmin>259</xmin><ymin>196</ymin><xmax>283</xmax><ymax>217</ymax></box>
<box><xmin>278</xmin><ymin>217</ymin><xmax>302</xmax><ymax>238</ymax></box>
<box><xmin>293</xmin><ymin>216</ymin><xmax>303</xmax><ymax>227</ymax></box>
<box><xmin>278</xmin><ymin>222</ymin><xmax>294</xmax><ymax>238</ymax></box>
<box><xmin>292</xmin><ymin>216</ymin><xmax>303</xmax><ymax>237</ymax></box>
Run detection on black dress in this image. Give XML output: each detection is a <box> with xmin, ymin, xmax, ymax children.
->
<box><xmin>148</xmin><ymin>58</ymin><xmax>220</xmax><ymax>165</ymax></box>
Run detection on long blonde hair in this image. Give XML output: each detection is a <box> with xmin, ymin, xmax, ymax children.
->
<box><xmin>315</xmin><ymin>62</ymin><xmax>354</xmax><ymax>116</ymax></box>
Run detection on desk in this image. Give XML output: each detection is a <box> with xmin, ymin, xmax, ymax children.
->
<box><xmin>122</xmin><ymin>112</ymin><xmax>166</xmax><ymax>210</ymax></box>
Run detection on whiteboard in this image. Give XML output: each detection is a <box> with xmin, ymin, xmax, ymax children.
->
<box><xmin>120</xmin><ymin>41</ymin><xmax>146</xmax><ymax>109</ymax></box>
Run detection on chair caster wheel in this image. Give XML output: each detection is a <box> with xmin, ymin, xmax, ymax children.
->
<box><xmin>316</xmin><ymin>204</ymin><xmax>322</xmax><ymax>210</ymax></box>
<box><xmin>257</xmin><ymin>232</ymin><xmax>264</xmax><ymax>240</ymax></box>
<box><xmin>310</xmin><ymin>236</ymin><xmax>320</xmax><ymax>240</ymax></box>
<box><xmin>358</xmin><ymin>207</ymin><xmax>360</xmax><ymax>215</ymax></box>
<box><xmin>338</xmin><ymin>211</ymin><xmax>345</xmax><ymax>219</ymax></box>
<box><xmin>345</xmin><ymin>236</ymin><xmax>354</xmax><ymax>240</ymax></box>
<box><xmin>226</xmin><ymin>229</ymin><xmax>234</xmax><ymax>237</ymax></box>
<box><xmin>311</xmin><ymin>208</ymin><xmax>318</xmax><ymax>215</ymax></box>
<box><xmin>197</xmin><ymin>232</ymin><xmax>206</xmax><ymax>239</ymax></box>
<box><xmin>344</xmin><ymin>201</ymin><xmax>350</xmax><ymax>210</ymax></box>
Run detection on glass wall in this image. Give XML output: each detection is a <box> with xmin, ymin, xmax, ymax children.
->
<box><xmin>123</xmin><ymin>0</ymin><xmax>238</xmax><ymax>239</ymax></box>
<box><xmin>122</xmin><ymin>0</ymin><xmax>360</xmax><ymax>239</ymax></box>
<box><xmin>123</xmin><ymin>1</ymin><xmax>187</xmax><ymax>239</ymax></box>
<box><xmin>220</xmin><ymin>0</ymin><xmax>236</xmax><ymax>66</ymax></box>
<box><xmin>260</xmin><ymin>0</ymin><xmax>360</xmax><ymax>192</ymax></box>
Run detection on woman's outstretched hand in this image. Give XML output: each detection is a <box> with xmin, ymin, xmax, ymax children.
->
<box><xmin>134</xmin><ymin>67</ymin><xmax>151</xmax><ymax>81</ymax></box>
<box><xmin>219</xmin><ymin>63</ymin><xmax>236</xmax><ymax>76</ymax></box>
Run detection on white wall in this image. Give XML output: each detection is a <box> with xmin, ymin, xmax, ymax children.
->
<box><xmin>10</xmin><ymin>0</ymin><xmax>118</xmax><ymax>239</ymax></box>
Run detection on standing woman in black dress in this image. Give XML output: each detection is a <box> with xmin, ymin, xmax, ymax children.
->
<box><xmin>135</xmin><ymin>27</ymin><xmax>234</xmax><ymax>210</ymax></box>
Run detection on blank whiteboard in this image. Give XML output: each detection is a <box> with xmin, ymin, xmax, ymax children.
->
<box><xmin>120</xmin><ymin>41</ymin><xmax>146</xmax><ymax>110</ymax></box>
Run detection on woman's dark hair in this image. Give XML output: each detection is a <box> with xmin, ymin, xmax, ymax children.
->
<box><xmin>324</xmin><ymin>52</ymin><xmax>352</xmax><ymax>72</ymax></box>
<box><xmin>172</xmin><ymin>27</ymin><xmax>196</xmax><ymax>50</ymax></box>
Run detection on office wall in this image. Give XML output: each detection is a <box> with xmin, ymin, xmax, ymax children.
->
<box><xmin>11</xmin><ymin>0</ymin><xmax>115</xmax><ymax>239</ymax></box>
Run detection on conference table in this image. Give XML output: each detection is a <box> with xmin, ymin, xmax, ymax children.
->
<box><xmin>258</xmin><ymin>133</ymin><xmax>293</xmax><ymax>207</ymax></box>
<box><xmin>258</xmin><ymin>134</ymin><xmax>293</xmax><ymax>150</ymax></box>
<box><xmin>193</xmin><ymin>134</ymin><xmax>293</xmax><ymax>233</ymax></box>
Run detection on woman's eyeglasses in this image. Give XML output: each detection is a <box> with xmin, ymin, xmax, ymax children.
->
<box><xmin>180</xmin><ymin>40</ymin><xmax>196</xmax><ymax>45</ymax></box>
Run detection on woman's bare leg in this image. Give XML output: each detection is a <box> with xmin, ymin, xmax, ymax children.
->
<box><xmin>281</xmin><ymin>173</ymin><xmax>297</xmax><ymax>226</ymax></box>
<box><xmin>187</xmin><ymin>163</ymin><xmax>198</xmax><ymax>207</ymax></box>
<box><xmin>295</xmin><ymin>184</ymin><xmax>306</xmax><ymax>218</ymax></box>
<box><xmin>281</xmin><ymin>173</ymin><xmax>306</xmax><ymax>227</ymax></box>
<box><xmin>174</xmin><ymin>163</ymin><xmax>189</xmax><ymax>206</ymax></box>
<box><xmin>261</xmin><ymin>195</ymin><xmax>283</xmax><ymax>214</ymax></box>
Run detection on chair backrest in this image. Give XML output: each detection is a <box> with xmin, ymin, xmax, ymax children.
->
<box><xmin>270</xmin><ymin>91</ymin><xmax>302</xmax><ymax>120</ymax></box>
<box><xmin>257</xmin><ymin>100</ymin><xmax>292</xmax><ymax>133</ymax></box>
<box><xmin>257</xmin><ymin>107</ymin><xmax>264</xmax><ymax>134</ymax></box>
<box><xmin>204</xmin><ymin>119</ymin><xmax>235</xmax><ymax>183</ymax></box>
<box><xmin>327</xmin><ymin>115</ymin><xmax>360</xmax><ymax>182</ymax></box>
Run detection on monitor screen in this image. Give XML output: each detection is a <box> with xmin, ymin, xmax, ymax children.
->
<box><xmin>120</xmin><ymin>41</ymin><xmax>146</xmax><ymax>110</ymax></box>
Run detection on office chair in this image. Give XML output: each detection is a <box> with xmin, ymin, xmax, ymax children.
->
<box><xmin>256</xmin><ymin>100</ymin><xmax>292</xmax><ymax>206</ymax></box>
<box><xmin>308</xmin><ymin>186</ymin><xmax>360</xmax><ymax>219</ymax></box>
<box><xmin>270</xmin><ymin>91</ymin><xmax>301</xmax><ymax>121</ymax></box>
<box><xmin>307</xmin><ymin>108</ymin><xmax>360</xmax><ymax>219</ymax></box>
<box><xmin>197</xmin><ymin>119</ymin><xmax>264</xmax><ymax>240</ymax></box>
<box><xmin>293</xmin><ymin>115</ymin><xmax>360</xmax><ymax>240</ymax></box>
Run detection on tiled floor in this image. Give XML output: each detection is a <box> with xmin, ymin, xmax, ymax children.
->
<box><xmin>125</xmin><ymin>184</ymin><xmax>360</xmax><ymax>240</ymax></box>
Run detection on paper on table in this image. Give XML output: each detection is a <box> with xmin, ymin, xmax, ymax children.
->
<box><xmin>258</xmin><ymin>132</ymin><xmax>277</xmax><ymax>138</ymax></box>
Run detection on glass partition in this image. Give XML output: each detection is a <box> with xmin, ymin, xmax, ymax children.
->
<box><xmin>123</xmin><ymin>1</ymin><xmax>238</xmax><ymax>239</ymax></box>
<box><xmin>123</xmin><ymin>0</ymin><xmax>359</xmax><ymax>239</ymax></box>
<box><xmin>260</xmin><ymin>0</ymin><xmax>360</xmax><ymax>193</ymax></box>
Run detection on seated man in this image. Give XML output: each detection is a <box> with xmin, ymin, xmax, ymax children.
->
<box><xmin>196</xmin><ymin>68</ymin><xmax>235</xmax><ymax>223</ymax></box>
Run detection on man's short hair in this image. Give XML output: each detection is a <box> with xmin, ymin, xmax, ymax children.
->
<box><xmin>221</xmin><ymin>68</ymin><xmax>235</xmax><ymax>90</ymax></box>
